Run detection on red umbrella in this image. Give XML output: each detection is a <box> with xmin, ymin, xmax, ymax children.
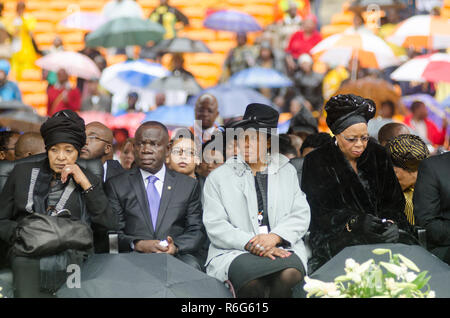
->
<box><xmin>78</xmin><ymin>111</ymin><xmax>115</xmax><ymax>126</ymax></box>
<box><xmin>109</xmin><ymin>112</ymin><xmax>146</xmax><ymax>137</ymax></box>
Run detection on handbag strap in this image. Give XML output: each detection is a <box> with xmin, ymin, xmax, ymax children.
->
<box><xmin>55</xmin><ymin>179</ymin><xmax>76</xmax><ymax>212</ymax></box>
<box><xmin>25</xmin><ymin>168</ymin><xmax>40</xmax><ymax>213</ymax></box>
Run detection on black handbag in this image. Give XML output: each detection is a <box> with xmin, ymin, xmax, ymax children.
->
<box><xmin>13</xmin><ymin>211</ymin><xmax>93</xmax><ymax>257</ymax></box>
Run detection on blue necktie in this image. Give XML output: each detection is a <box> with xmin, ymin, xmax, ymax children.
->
<box><xmin>146</xmin><ymin>175</ymin><xmax>161</xmax><ymax>231</ymax></box>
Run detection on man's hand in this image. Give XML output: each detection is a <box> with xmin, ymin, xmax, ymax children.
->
<box><xmin>166</xmin><ymin>236</ymin><xmax>178</xmax><ymax>255</ymax></box>
<box><xmin>134</xmin><ymin>240</ymin><xmax>168</xmax><ymax>253</ymax></box>
<box><xmin>246</xmin><ymin>233</ymin><xmax>282</xmax><ymax>256</ymax></box>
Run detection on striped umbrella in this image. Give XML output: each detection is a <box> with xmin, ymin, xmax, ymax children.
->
<box><xmin>60</xmin><ymin>12</ymin><xmax>106</xmax><ymax>31</ymax></box>
<box><xmin>203</xmin><ymin>10</ymin><xmax>262</xmax><ymax>33</ymax></box>
<box><xmin>310</xmin><ymin>31</ymin><xmax>399</xmax><ymax>69</ymax></box>
<box><xmin>387</xmin><ymin>15</ymin><xmax>450</xmax><ymax>50</ymax></box>
<box><xmin>391</xmin><ymin>53</ymin><xmax>450</xmax><ymax>83</ymax></box>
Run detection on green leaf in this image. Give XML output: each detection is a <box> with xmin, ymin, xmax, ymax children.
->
<box><xmin>412</xmin><ymin>271</ymin><xmax>431</xmax><ymax>290</ymax></box>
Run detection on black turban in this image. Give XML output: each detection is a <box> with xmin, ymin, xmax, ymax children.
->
<box><xmin>325</xmin><ymin>94</ymin><xmax>376</xmax><ymax>135</ymax></box>
<box><xmin>40</xmin><ymin>110</ymin><xmax>86</xmax><ymax>154</ymax></box>
<box><xmin>386</xmin><ymin>134</ymin><xmax>429</xmax><ymax>172</ymax></box>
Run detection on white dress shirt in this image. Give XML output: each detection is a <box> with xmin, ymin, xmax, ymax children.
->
<box><xmin>130</xmin><ymin>165</ymin><xmax>166</xmax><ymax>250</ymax></box>
<box><xmin>139</xmin><ymin>164</ymin><xmax>166</xmax><ymax>197</ymax></box>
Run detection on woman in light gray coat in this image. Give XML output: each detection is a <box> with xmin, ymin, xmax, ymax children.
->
<box><xmin>202</xmin><ymin>104</ymin><xmax>311</xmax><ymax>298</ymax></box>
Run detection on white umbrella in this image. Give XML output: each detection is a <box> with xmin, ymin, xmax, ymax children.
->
<box><xmin>387</xmin><ymin>15</ymin><xmax>450</xmax><ymax>50</ymax></box>
<box><xmin>36</xmin><ymin>51</ymin><xmax>101</xmax><ymax>79</ymax></box>
<box><xmin>391</xmin><ymin>53</ymin><xmax>450</xmax><ymax>83</ymax></box>
<box><xmin>311</xmin><ymin>31</ymin><xmax>399</xmax><ymax>69</ymax></box>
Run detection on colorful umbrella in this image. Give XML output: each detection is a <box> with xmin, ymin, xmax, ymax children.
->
<box><xmin>100</xmin><ymin>60</ymin><xmax>170</xmax><ymax>95</ymax></box>
<box><xmin>36</xmin><ymin>51</ymin><xmax>101</xmax><ymax>79</ymax></box>
<box><xmin>310</xmin><ymin>31</ymin><xmax>399</xmax><ymax>69</ymax></box>
<box><xmin>203</xmin><ymin>10</ymin><xmax>262</xmax><ymax>33</ymax></box>
<box><xmin>228</xmin><ymin>67</ymin><xmax>293</xmax><ymax>88</ymax></box>
<box><xmin>109</xmin><ymin>112</ymin><xmax>146</xmax><ymax>137</ymax></box>
<box><xmin>144</xmin><ymin>105</ymin><xmax>195</xmax><ymax>128</ymax></box>
<box><xmin>78</xmin><ymin>111</ymin><xmax>115</xmax><ymax>126</ymax></box>
<box><xmin>390</xmin><ymin>53</ymin><xmax>450</xmax><ymax>83</ymax></box>
<box><xmin>387</xmin><ymin>15</ymin><xmax>450</xmax><ymax>50</ymax></box>
<box><xmin>190</xmin><ymin>84</ymin><xmax>275</xmax><ymax>119</ymax></box>
<box><xmin>59</xmin><ymin>12</ymin><xmax>106</xmax><ymax>31</ymax></box>
<box><xmin>85</xmin><ymin>17</ymin><xmax>165</xmax><ymax>48</ymax></box>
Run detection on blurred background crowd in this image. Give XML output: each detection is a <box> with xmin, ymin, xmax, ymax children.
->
<box><xmin>0</xmin><ymin>0</ymin><xmax>449</xmax><ymax>163</ymax></box>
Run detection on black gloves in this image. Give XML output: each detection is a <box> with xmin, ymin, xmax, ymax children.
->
<box><xmin>346</xmin><ymin>214</ymin><xmax>399</xmax><ymax>243</ymax></box>
<box><xmin>380</xmin><ymin>223</ymin><xmax>399</xmax><ymax>243</ymax></box>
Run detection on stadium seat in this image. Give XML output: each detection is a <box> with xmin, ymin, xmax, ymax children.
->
<box><xmin>18</xmin><ymin>81</ymin><xmax>48</xmax><ymax>94</ymax></box>
<box><xmin>182</xmin><ymin>29</ymin><xmax>216</xmax><ymax>41</ymax></box>
<box><xmin>181</xmin><ymin>7</ymin><xmax>206</xmax><ymax>19</ymax></box>
<box><xmin>243</xmin><ymin>4</ymin><xmax>274</xmax><ymax>17</ymax></box>
<box><xmin>189</xmin><ymin>53</ymin><xmax>226</xmax><ymax>66</ymax></box>
<box><xmin>79</xmin><ymin>1</ymin><xmax>103</xmax><ymax>11</ymax></box>
<box><xmin>34</xmin><ymin>22</ymin><xmax>55</xmax><ymax>34</ymax></box>
<box><xmin>32</xmin><ymin>10</ymin><xmax>64</xmax><ymax>23</ymax></box>
<box><xmin>21</xmin><ymin>69</ymin><xmax>43</xmax><ymax>81</ymax></box>
<box><xmin>34</xmin><ymin>33</ymin><xmax>56</xmax><ymax>46</ymax></box>
<box><xmin>22</xmin><ymin>93</ymin><xmax>48</xmax><ymax>109</ymax></box>
<box><xmin>206</xmin><ymin>40</ymin><xmax>235</xmax><ymax>54</ymax></box>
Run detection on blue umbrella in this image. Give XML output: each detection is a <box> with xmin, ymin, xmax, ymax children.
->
<box><xmin>229</xmin><ymin>67</ymin><xmax>293</xmax><ymax>88</ymax></box>
<box><xmin>402</xmin><ymin>94</ymin><xmax>450</xmax><ymax>134</ymax></box>
<box><xmin>204</xmin><ymin>10</ymin><xmax>262</xmax><ymax>33</ymax></box>
<box><xmin>189</xmin><ymin>84</ymin><xmax>276</xmax><ymax>119</ymax></box>
<box><xmin>144</xmin><ymin>105</ymin><xmax>195</xmax><ymax>128</ymax></box>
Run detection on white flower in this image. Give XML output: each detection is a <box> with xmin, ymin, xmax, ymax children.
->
<box><xmin>304</xmin><ymin>276</ymin><xmax>339</xmax><ymax>297</ymax></box>
<box><xmin>405</xmin><ymin>272</ymin><xmax>417</xmax><ymax>283</ymax></box>
<box><xmin>380</xmin><ymin>262</ymin><xmax>405</xmax><ymax>278</ymax></box>
<box><xmin>427</xmin><ymin>291</ymin><xmax>436</xmax><ymax>298</ymax></box>
<box><xmin>385</xmin><ymin>278</ymin><xmax>397</xmax><ymax>291</ymax></box>
<box><xmin>356</xmin><ymin>259</ymin><xmax>374</xmax><ymax>274</ymax></box>
<box><xmin>345</xmin><ymin>258</ymin><xmax>357</xmax><ymax>271</ymax></box>
<box><xmin>348</xmin><ymin>272</ymin><xmax>362</xmax><ymax>283</ymax></box>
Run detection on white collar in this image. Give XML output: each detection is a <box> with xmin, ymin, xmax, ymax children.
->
<box><xmin>140</xmin><ymin>164</ymin><xmax>166</xmax><ymax>183</ymax></box>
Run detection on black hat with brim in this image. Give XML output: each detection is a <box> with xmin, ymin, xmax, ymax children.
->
<box><xmin>229</xmin><ymin>103</ymin><xmax>279</xmax><ymax>135</ymax></box>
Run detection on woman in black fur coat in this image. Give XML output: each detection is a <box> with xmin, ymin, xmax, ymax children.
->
<box><xmin>301</xmin><ymin>94</ymin><xmax>413</xmax><ymax>273</ymax></box>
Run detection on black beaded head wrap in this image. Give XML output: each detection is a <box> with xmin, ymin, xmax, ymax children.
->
<box><xmin>386</xmin><ymin>134</ymin><xmax>430</xmax><ymax>172</ymax></box>
<box><xmin>40</xmin><ymin>109</ymin><xmax>86</xmax><ymax>154</ymax></box>
<box><xmin>325</xmin><ymin>94</ymin><xmax>376</xmax><ymax>135</ymax></box>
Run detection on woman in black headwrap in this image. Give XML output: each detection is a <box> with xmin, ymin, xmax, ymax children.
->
<box><xmin>0</xmin><ymin>110</ymin><xmax>114</xmax><ymax>298</ymax></box>
<box><xmin>301</xmin><ymin>94</ymin><xmax>414</xmax><ymax>273</ymax></box>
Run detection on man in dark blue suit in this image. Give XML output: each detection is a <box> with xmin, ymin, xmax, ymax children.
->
<box><xmin>105</xmin><ymin>121</ymin><xmax>205</xmax><ymax>270</ymax></box>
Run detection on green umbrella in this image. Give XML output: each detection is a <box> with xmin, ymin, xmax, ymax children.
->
<box><xmin>85</xmin><ymin>17</ymin><xmax>166</xmax><ymax>48</ymax></box>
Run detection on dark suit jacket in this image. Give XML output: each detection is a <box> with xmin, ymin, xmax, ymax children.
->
<box><xmin>105</xmin><ymin>160</ymin><xmax>125</xmax><ymax>181</ymax></box>
<box><xmin>413</xmin><ymin>152</ymin><xmax>450</xmax><ymax>250</ymax></box>
<box><xmin>105</xmin><ymin>166</ymin><xmax>205</xmax><ymax>254</ymax></box>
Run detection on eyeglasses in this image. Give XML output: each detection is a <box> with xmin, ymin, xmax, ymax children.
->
<box><xmin>171</xmin><ymin>148</ymin><xmax>196</xmax><ymax>157</ymax></box>
<box><xmin>343</xmin><ymin>136</ymin><xmax>370</xmax><ymax>144</ymax></box>
<box><xmin>86</xmin><ymin>135</ymin><xmax>110</xmax><ymax>144</ymax></box>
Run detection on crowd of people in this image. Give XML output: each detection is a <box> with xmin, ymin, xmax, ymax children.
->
<box><xmin>0</xmin><ymin>0</ymin><xmax>449</xmax><ymax>299</ymax></box>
